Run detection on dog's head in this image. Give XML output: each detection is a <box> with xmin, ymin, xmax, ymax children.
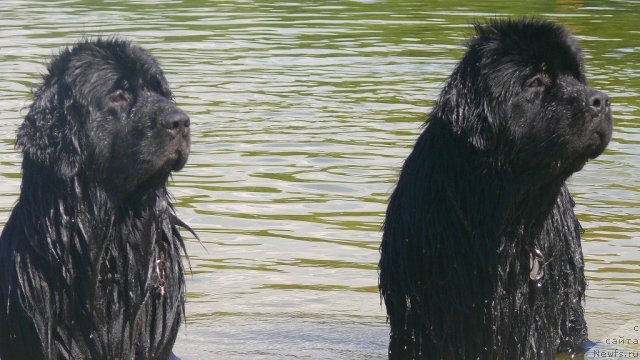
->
<box><xmin>18</xmin><ymin>38</ymin><xmax>190</xmax><ymax>198</ymax></box>
<box><xmin>434</xmin><ymin>19</ymin><xmax>612</xmax><ymax>180</ymax></box>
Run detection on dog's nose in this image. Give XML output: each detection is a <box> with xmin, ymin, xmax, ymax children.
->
<box><xmin>588</xmin><ymin>90</ymin><xmax>610</xmax><ymax>112</ymax></box>
<box><xmin>162</xmin><ymin>109</ymin><xmax>190</xmax><ymax>135</ymax></box>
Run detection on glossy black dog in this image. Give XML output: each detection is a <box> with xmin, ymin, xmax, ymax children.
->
<box><xmin>0</xmin><ymin>38</ymin><xmax>193</xmax><ymax>360</ymax></box>
<box><xmin>379</xmin><ymin>19</ymin><xmax>612</xmax><ymax>359</ymax></box>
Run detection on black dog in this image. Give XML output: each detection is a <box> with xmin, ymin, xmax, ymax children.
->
<box><xmin>379</xmin><ymin>19</ymin><xmax>612</xmax><ymax>359</ymax></box>
<box><xmin>0</xmin><ymin>38</ymin><xmax>193</xmax><ymax>360</ymax></box>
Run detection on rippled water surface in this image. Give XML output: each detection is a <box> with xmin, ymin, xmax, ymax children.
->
<box><xmin>0</xmin><ymin>1</ymin><xmax>638</xmax><ymax>359</ymax></box>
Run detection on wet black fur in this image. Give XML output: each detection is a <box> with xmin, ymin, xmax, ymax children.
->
<box><xmin>379</xmin><ymin>19</ymin><xmax>612</xmax><ymax>359</ymax></box>
<box><xmin>0</xmin><ymin>38</ymin><xmax>193</xmax><ymax>359</ymax></box>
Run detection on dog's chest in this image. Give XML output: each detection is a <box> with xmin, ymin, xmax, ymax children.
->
<box><xmin>85</xmin><ymin>224</ymin><xmax>184</xmax><ymax>357</ymax></box>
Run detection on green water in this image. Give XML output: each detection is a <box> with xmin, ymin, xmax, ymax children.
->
<box><xmin>0</xmin><ymin>1</ymin><xmax>638</xmax><ymax>359</ymax></box>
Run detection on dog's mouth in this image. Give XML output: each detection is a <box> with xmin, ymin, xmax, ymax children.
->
<box><xmin>171</xmin><ymin>153</ymin><xmax>187</xmax><ymax>171</ymax></box>
<box><xmin>587</xmin><ymin>112</ymin><xmax>613</xmax><ymax>159</ymax></box>
<box><xmin>556</xmin><ymin>120</ymin><xmax>612</xmax><ymax>176</ymax></box>
<box><xmin>172</xmin><ymin>149</ymin><xmax>188</xmax><ymax>171</ymax></box>
<box><xmin>137</xmin><ymin>148</ymin><xmax>188</xmax><ymax>191</ymax></box>
<box><xmin>588</xmin><ymin>129</ymin><xmax>612</xmax><ymax>160</ymax></box>
<box><xmin>150</xmin><ymin>152</ymin><xmax>186</xmax><ymax>184</ymax></box>
<box><xmin>119</xmin><ymin>138</ymin><xmax>190</xmax><ymax>199</ymax></box>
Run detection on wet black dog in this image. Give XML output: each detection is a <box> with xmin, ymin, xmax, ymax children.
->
<box><xmin>379</xmin><ymin>19</ymin><xmax>612</xmax><ymax>359</ymax></box>
<box><xmin>0</xmin><ymin>38</ymin><xmax>193</xmax><ymax>359</ymax></box>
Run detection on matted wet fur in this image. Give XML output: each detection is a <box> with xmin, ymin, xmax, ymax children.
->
<box><xmin>379</xmin><ymin>19</ymin><xmax>612</xmax><ymax>359</ymax></box>
<box><xmin>0</xmin><ymin>38</ymin><xmax>194</xmax><ymax>360</ymax></box>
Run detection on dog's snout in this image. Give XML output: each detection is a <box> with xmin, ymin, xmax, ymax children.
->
<box><xmin>588</xmin><ymin>90</ymin><xmax>610</xmax><ymax>112</ymax></box>
<box><xmin>162</xmin><ymin>109</ymin><xmax>190</xmax><ymax>135</ymax></box>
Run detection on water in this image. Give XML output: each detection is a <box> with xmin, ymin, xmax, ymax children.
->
<box><xmin>0</xmin><ymin>1</ymin><xmax>638</xmax><ymax>359</ymax></box>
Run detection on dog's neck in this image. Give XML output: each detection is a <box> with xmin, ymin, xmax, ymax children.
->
<box><xmin>11</xmin><ymin>163</ymin><xmax>185</xmax><ymax>358</ymax></box>
<box><xmin>448</xmin><ymin>132</ymin><xmax>571</xmax><ymax>240</ymax></box>
<box><xmin>18</xmin><ymin>164</ymin><xmax>170</xmax><ymax>268</ymax></box>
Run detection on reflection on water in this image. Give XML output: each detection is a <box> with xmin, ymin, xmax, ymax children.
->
<box><xmin>0</xmin><ymin>1</ymin><xmax>638</xmax><ymax>359</ymax></box>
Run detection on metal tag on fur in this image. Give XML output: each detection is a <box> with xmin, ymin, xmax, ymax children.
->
<box><xmin>529</xmin><ymin>248</ymin><xmax>545</xmax><ymax>281</ymax></box>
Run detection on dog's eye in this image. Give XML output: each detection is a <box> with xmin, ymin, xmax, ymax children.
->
<box><xmin>110</xmin><ymin>90</ymin><xmax>128</xmax><ymax>105</ymax></box>
<box><xmin>527</xmin><ymin>74</ymin><xmax>549</xmax><ymax>89</ymax></box>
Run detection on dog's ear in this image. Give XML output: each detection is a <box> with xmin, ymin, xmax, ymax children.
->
<box><xmin>432</xmin><ymin>51</ymin><xmax>496</xmax><ymax>151</ymax></box>
<box><xmin>17</xmin><ymin>78</ymin><xmax>81</xmax><ymax>179</ymax></box>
